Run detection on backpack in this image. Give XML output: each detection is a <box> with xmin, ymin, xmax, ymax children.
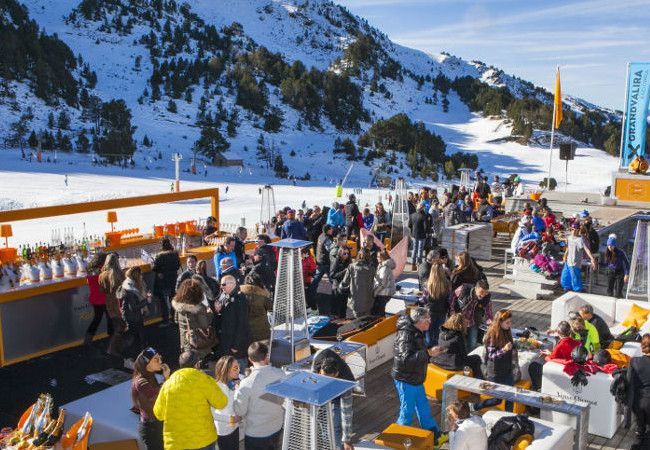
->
<box><xmin>610</xmin><ymin>368</ymin><xmax>629</xmax><ymax>405</ymax></box>
<box><xmin>487</xmin><ymin>414</ymin><xmax>535</xmax><ymax>450</ymax></box>
<box><xmin>610</xmin><ymin>367</ymin><xmax>632</xmax><ymax>428</ymax></box>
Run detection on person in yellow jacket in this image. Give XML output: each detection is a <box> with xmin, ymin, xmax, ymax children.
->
<box><xmin>154</xmin><ymin>352</ymin><xmax>227</xmax><ymax>450</ymax></box>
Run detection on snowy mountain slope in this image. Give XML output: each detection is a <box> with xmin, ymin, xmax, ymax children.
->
<box><xmin>0</xmin><ymin>0</ymin><xmax>619</xmax><ymax>193</ymax></box>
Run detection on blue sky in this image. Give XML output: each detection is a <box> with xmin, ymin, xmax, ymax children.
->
<box><xmin>336</xmin><ymin>0</ymin><xmax>650</xmax><ymax>111</ymax></box>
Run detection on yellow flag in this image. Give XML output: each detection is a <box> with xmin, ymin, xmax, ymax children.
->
<box><xmin>554</xmin><ymin>67</ymin><xmax>563</xmax><ymax>129</ymax></box>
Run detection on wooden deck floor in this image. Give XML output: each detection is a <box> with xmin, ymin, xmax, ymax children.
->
<box><xmin>352</xmin><ymin>234</ymin><xmax>636</xmax><ymax>449</ymax></box>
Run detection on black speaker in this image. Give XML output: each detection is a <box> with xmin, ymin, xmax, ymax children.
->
<box><xmin>559</xmin><ymin>143</ymin><xmax>576</xmax><ymax>160</ymax></box>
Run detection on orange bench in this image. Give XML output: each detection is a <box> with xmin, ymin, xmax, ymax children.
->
<box><xmin>424</xmin><ymin>363</ymin><xmax>471</xmax><ymax>401</ymax></box>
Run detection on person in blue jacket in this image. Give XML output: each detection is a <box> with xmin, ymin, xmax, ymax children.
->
<box><xmin>214</xmin><ymin>237</ymin><xmax>238</xmax><ymax>277</ymax></box>
<box><xmin>604</xmin><ymin>234</ymin><xmax>630</xmax><ymax>298</ymax></box>
<box><xmin>531</xmin><ymin>211</ymin><xmax>546</xmax><ymax>233</ymax></box>
<box><xmin>281</xmin><ymin>209</ymin><xmax>308</xmax><ymax>240</ymax></box>
<box><xmin>327</xmin><ymin>202</ymin><xmax>345</xmax><ymax>229</ymax></box>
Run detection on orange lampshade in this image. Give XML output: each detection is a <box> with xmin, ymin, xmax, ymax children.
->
<box><xmin>106</xmin><ymin>211</ymin><xmax>118</xmax><ymax>223</ymax></box>
<box><xmin>0</xmin><ymin>224</ymin><xmax>12</xmax><ymax>238</ymax></box>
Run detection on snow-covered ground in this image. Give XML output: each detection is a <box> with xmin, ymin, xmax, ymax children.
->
<box><xmin>1</xmin><ymin>113</ymin><xmax>617</xmax><ymax>247</ymax></box>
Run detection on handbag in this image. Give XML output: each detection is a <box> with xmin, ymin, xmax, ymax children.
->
<box><xmin>182</xmin><ymin>313</ymin><xmax>218</xmax><ymax>350</ymax></box>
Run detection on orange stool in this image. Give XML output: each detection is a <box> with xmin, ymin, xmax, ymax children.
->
<box><xmin>375</xmin><ymin>423</ymin><xmax>434</xmax><ymax>450</ymax></box>
<box><xmin>477</xmin><ymin>379</ymin><xmax>532</xmax><ymax>414</ymax></box>
<box><xmin>424</xmin><ymin>363</ymin><xmax>470</xmax><ymax>401</ymax></box>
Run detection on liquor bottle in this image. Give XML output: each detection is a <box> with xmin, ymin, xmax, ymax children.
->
<box><xmin>31</xmin><ymin>415</ymin><xmax>56</xmax><ymax>447</ymax></box>
<box><xmin>42</xmin><ymin>408</ymin><xmax>65</xmax><ymax>447</ymax></box>
<box><xmin>19</xmin><ymin>397</ymin><xmax>41</xmax><ymax>436</ymax></box>
<box><xmin>33</xmin><ymin>394</ymin><xmax>52</xmax><ymax>437</ymax></box>
<box><xmin>74</xmin><ymin>412</ymin><xmax>91</xmax><ymax>445</ymax></box>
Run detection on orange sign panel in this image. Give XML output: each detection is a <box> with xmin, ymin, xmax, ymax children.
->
<box><xmin>616</xmin><ymin>178</ymin><xmax>650</xmax><ymax>202</ymax></box>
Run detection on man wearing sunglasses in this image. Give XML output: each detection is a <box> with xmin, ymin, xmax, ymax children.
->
<box><xmin>216</xmin><ymin>275</ymin><xmax>250</xmax><ymax>372</ymax></box>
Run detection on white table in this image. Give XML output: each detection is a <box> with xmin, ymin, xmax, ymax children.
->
<box><xmin>442</xmin><ymin>375</ymin><xmax>589</xmax><ymax>450</ymax></box>
<box><xmin>541</xmin><ymin>361</ymin><xmax>620</xmax><ymax>439</ymax></box>
<box><xmin>64</xmin><ymin>380</ymin><xmax>144</xmax><ymax>449</ymax></box>
<box><xmin>385</xmin><ymin>277</ymin><xmax>420</xmax><ymax>315</ymax></box>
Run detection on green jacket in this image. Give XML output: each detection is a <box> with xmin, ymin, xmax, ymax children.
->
<box><xmin>574</xmin><ymin>320</ymin><xmax>600</xmax><ymax>354</ymax></box>
<box><xmin>154</xmin><ymin>368</ymin><xmax>227</xmax><ymax>450</ymax></box>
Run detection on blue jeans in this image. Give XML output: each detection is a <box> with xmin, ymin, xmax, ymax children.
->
<box><xmin>393</xmin><ymin>380</ymin><xmax>439</xmax><ymax>432</ymax></box>
<box><xmin>425</xmin><ymin>318</ymin><xmax>444</xmax><ymax>347</ymax></box>
<box><xmin>411</xmin><ymin>238</ymin><xmax>426</xmax><ymax>264</ymax></box>
<box><xmin>561</xmin><ymin>264</ymin><xmax>583</xmax><ymax>292</ymax></box>
<box><xmin>466</xmin><ymin>326</ymin><xmax>479</xmax><ymax>351</ymax></box>
<box><xmin>195</xmin><ymin>442</ymin><xmax>216</xmax><ymax>450</ymax></box>
<box><xmin>332</xmin><ymin>399</ymin><xmax>343</xmax><ymax>450</ymax></box>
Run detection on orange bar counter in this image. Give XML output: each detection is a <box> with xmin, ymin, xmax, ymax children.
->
<box><xmin>0</xmin><ymin>189</ymin><xmax>219</xmax><ymax>367</ymax></box>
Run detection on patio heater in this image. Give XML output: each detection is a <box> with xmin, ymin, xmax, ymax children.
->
<box><xmin>626</xmin><ymin>218</ymin><xmax>650</xmax><ymax>300</ymax></box>
<box><xmin>458</xmin><ymin>168</ymin><xmax>472</xmax><ymax>190</ymax></box>
<box><xmin>390</xmin><ymin>177</ymin><xmax>410</xmax><ymax>246</ymax></box>
<box><xmin>265</xmin><ymin>371</ymin><xmax>357</xmax><ymax>450</ymax></box>
<box><xmin>269</xmin><ymin>238</ymin><xmax>313</xmax><ymax>367</ymax></box>
<box><xmin>260</xmin><ymin>184</ymin><xmax>277</xmax><ymax>235</ymax></box>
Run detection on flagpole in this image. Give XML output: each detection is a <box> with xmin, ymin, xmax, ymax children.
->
<box><xmin>618</xmin><ymin>63</ymin><xmax>631</xmax><ymax>169</ymax></box>
<box><xmin>547</xmin><ymin>78</ymin><xmax>557</xmax><ymax>190</ymax></box>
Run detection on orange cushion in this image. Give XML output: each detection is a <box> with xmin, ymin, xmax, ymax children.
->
<box><xmin>621</xmin><ymin>303</ymin><xmax>650</xmax><ymax>328</ymax></box>
<box><xmin>608</xmin><ymin>340</ymin><xmax>623</xmax><ymax>350</ymax></box>
<box><xmin>513</xmin><ymin>434</ymin><xmax>534</xmax><ymax>449</ymax></box>
<box><xmin>375</xmin><ymin>424</ymin><xmax>434</xmax><ymax>450</ymax></box>
<box><xmin>607</xmin><ymin>349</ymin><xmax>631</xmax><ymax>368</ymax></box>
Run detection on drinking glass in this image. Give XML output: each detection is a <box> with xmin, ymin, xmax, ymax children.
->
<box><xmin>402</xmin><ymin>438</ymin><xmax>412</xmax><ymax>449</ymax></box>
<box><xmin>463</xmin><ymin>366</ymin><xmax>473</xmax><ymax>377</ymax></box>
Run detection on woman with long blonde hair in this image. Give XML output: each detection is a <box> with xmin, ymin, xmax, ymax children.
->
<box><xmin>424</xmin><ymin>262</ymin><xmax>451</xmax><ymax>346</ymax></box>
<box><xmin>212</xmin><ymin>356</ymin><xmax>241</xmax><ymax>450</ymax></box>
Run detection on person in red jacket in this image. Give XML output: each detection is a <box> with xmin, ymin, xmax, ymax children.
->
<box><xmin>544</xmin><ymin>320</ymin><xmax>582</xmax><ymax>361</ymax></box>
<box><xmin>84</xmin><ymin>252</ymin><xmax>112</xmax><ymax>346</ymax></box>
<box><xmin>301</xmin><ymin>247</ymin><xmax>317</xmax><ymax>287</ymax></box>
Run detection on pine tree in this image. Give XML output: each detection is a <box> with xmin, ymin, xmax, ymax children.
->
<box><xmin>407</xmin><ymin>148</ymin><xmax>418</xmax><ymax>177</ymax></box>
<box><xmin>256</xmin><ymin>134</ymin><xmax>270</xmax><ymax>168</ymax></box>
<box><xmin>9</xmin><ymin>111</ymin><xmax>32</xmax><ymax>152</ymax></box>
<box><xmin>273</xmin><ymin>154</ymin><xmax>289</xmax><ymax>178</ymax></box>
<box><xmin>96</xmin><ymin>99</ymin><xmax>137</xmax><ymax>163</ymax></box>
<box><xmin>193</xmin><ymin>126</ymin><xmax>230</xmax><ymax>163</ymax></box>
<box><xmin>226</xmin><ymin>109</ymin><xmax>239</xmax><ymax>138</ymax></box>
<box><xmin>76</xmin><ymin>130</ymin><xmax>90</xmax><ymax>153</ymax></box>
<box><xmin>442</xmin><ymin>96</ymin><xmax>450</xmax><ymax>113</ymax></box>
<box><xmin>142</xmin><ymin>135</ymin><xmax>151</xmax><ymax>147</ymax></box>
<box><xmin>432</xmin><ymin>91</ymin><xmax>438</xmax><ymax>105</ymax></box>
<box><xmin>58</xmin><ymin>111</ymin><xmax>71</xmax><ymax>130</ymax></box>
<box><xmin>167</xmin><ymin>99</ymin><xmax>177</xmax><ymax>113</ymax></box>
<box><xmin>47</xmin><ymin>112</ymin><xmax>55</xmax><ymax>129</ymax></box>
<box><xmin>28</xmin><ymin>131</ymin><xmax>39</xmax><ymax>148</ymax></box>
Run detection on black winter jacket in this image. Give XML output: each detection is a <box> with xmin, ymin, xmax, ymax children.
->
<box><xmin>391</xmin><ymin>314</ymin><xmax>430</xmax><ymax>385</ymax></box>
<box><xmin>345</xmin><ymin>201</ymin><xmax>360</xmax><ymax>227</ymax></box>
<box><xmin>217</xmin><ymin>287</ymin><xmax>251</xmax><ymax>357</ymax></box>
<box><xmin>408</xmin><ymin>211</ymin><xmax>430</xmax><ymax>240</ymax></box>
<box><xmin>152</xmin><ymin>250</ymin><xmax>181</xmax><ymax>293</ymax></box>
<box><xmin>431</xmin><ymin>326</ymin><xmax>466</xmax><ymax>371</ymax></box>
<box><xmin>316</xmin><ymin>233</ymin><xmax>333</xmax><ymax>266</ymax></box>
<box><xmin>330</xmin><ymin>257</ymin><xmax>351</xmax><ymax>294</ymax></box>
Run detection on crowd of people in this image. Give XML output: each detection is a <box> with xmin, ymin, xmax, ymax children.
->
<box><xmin>76</xmin><ymin>176</ymin><xmax>650</xmax><ymax>450</ymax></box>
